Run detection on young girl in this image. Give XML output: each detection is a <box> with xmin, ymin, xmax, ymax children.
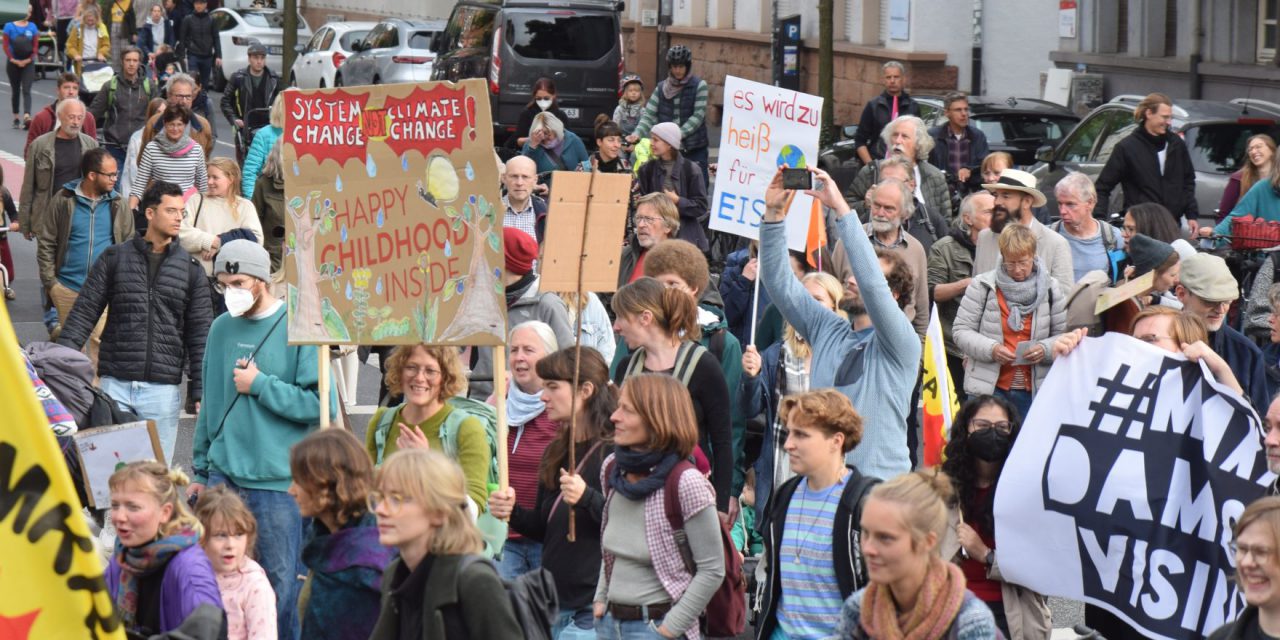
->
<box><xmin>613</xmin><ymin>74</ymin><xmax>645</xmax><ymax>139</ymax></box>
<box><xmin>195</xmin><ymin>485</ymin><xmax>277</xmax><ymax>640</ymax></box>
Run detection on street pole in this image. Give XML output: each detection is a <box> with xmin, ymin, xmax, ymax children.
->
<box><xmin>818</xmin><ymin>0</ymin><xmax>833</xmax><ymax>147</ymax></box>
<box><xmin>283</xmin><ymin>0</ymin><xmax>298</xmax><ymax>83</ymax></box>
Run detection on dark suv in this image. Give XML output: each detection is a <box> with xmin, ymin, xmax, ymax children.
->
<box><xmin>1030</xmin><ymin>96</ymin><xmax>1280</xmax><ymax>218</ymax></box>
<box><xmin>431</xmin><ymin>0</ymin><xmax>625</xmax><ymax>144</ymax></box>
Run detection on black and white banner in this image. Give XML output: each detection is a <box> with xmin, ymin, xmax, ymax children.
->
<box><xmin>994</xmin><ymin>333</ymin><xmax>1275</xmax><ymax>639</ymax></box>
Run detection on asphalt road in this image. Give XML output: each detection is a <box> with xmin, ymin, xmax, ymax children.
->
<box><xmin>0</xmin><ymin>72</ymin><xmax>1087</xmax><ymax>637</ymax></box>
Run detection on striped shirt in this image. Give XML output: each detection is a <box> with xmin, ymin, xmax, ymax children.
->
<box><xmin>131</xmin><ymin>138</ymin><xmax>209</xmax><ymax>198</ymax></box>
<box><xmin>778</xmin><ymin>476</ymin><xmax>846</xmax><ymax>639</ymax></box>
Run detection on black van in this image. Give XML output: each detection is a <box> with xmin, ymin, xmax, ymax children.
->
<box><xmin>430</xmin><ymin>0</ymin><xmax>626</xmax><ymax>145</ymax></box>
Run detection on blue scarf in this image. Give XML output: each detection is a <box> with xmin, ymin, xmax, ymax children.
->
<box><xmin>608</xmin><ymin>447</ymin><xmax>680</xmax><ymax>501</ymax></box>
<box><xmin>506</xmin><ymin>383</ymin><xmax>545</xmax><ymax>429</ymax></box>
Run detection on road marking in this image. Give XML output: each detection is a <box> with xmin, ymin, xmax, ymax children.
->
<box><xmin>0</xmin><ymin>149</ymin><xmax>25</xmax><ymax>166</ymax></box>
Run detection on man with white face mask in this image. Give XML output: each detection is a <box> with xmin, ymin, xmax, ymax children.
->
<box><xmin>188</xmin><ymin>238</ymin><xmax>337</xmax><ymax>640</ymax></box>
<box><xmin>56</xmin><ymin>179</ymin><xmax>211</xmax><ymax>462</ymax></box>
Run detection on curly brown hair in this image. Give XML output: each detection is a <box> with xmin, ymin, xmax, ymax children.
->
<box><xmin>289</xmin><ymin>429</ymin><xmax>375</xmax><ymax>528</ymax></box>
<box><xmin>383</xmin><ymin>344</ymin><xmax>467</xmax><ymax>399</ymax></box>
<box><xmin>875</xmin><ymin>249</ymin><xmax>914</xmax><ymax>311</ymax></box>
<box><xmin>779</xmin><ymin>389</ymin><xmax>864</xmax><ymax>453</ymax></box>
<box><xmin>643</xmin><ymin>239</ymin><xmax>710</xmax><ymax>295</ymax></box>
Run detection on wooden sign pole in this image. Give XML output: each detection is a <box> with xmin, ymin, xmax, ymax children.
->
<box><xmin>318</xmin><ymin>347</ymin><xmax>331</xmax><ymax>429</ymax></box>
<box><xmin>494</xmin><ymin>348</ymin><xmax>509</xmax><ymax>492</ymax></box>
<box><xmin>565</xmin><ymin>171</ymin><xmax>599</xmax><ymax>542</ymax></box>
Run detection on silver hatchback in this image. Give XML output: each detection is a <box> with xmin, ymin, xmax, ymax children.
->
<box><xmin>1030</xmin><ymin>96</ymin><xmax>1280</xmax><ymax>222</ymax></box>
<box><xmin>334</xmin><ymin>19</ymin><xmax>446</xmax><ymax>87</ymax></box>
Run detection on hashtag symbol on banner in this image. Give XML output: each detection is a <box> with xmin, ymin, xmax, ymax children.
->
<box><xmin>1087</xmin><ymin>363</ymin><xmax>1160</xmax><ymax>437</ymax></box>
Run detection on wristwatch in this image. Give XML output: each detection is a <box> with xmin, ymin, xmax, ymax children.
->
<box><xmin>984</xmin><ymin>549</ymin><xmax>995</xmax><ymax>568</ymax></box>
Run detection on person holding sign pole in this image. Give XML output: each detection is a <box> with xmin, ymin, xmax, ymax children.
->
<box><xmin>940</xmin><ymin>395</ymin><xmax>1051</xmax><ymax>639</ymax></box>
<box><xmin>761</xmin><ymin>167</ymin><xmax>921</xmax><ymax>482</ymax></box>
<box><xmin>1208</xmin><ymin>497</ymin><xmax>1280</xmax><ymax>640</ymax></box>
<box><xmin>835</xmin><ymin>470</ymin><xmax>1000</xmax><ymax>640</ymax></box>
<box><xmin>952</xmin><ymin>224</ymin><xmax>1067</xmax><ymax>421</ymax></box>
<box><xmin>488</xmin><ymin>347</ymin><xmax>617</xmax><ymax>639</ymax></box>
<box><xmin>634</xmin><ymin>121</ymin><xmax>709</xmax><ymax>253</ymax></box>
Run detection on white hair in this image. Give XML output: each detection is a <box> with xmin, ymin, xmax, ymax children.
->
<box><xmin>1054</xmin><ymin>171</ymin><xmax>1097</xmax><ymax>204</ymax></box>
<box><xmin>880</xmin><ymin>115</ymin><xmax>934</xmax><ymax>162</ymax></box>
<box><xmin>882</xmin><ymin>60</ymin><xmax>905</xmax><ymax>74</ymax></box>
<box><xmin>166</xmin><ymin>72</ymin><xmax>196</xmax><ymax>94</ymax></box>
<box><xmin>530</xmin><ymin>112</ymin><xmax>564</xmax><ymax>141</ymax></box>
<box><xmin>56</xmin><ymin>98</ymin><xmax>85</xmax><ymax>118</ymax></box>
<box><xmin>868</xmin><ymin>178</ymin><xmax>915</xmax><ymax>221</ymax></box>
<box><xmin>509</xmin><ymin>321</ymin><xmax>558</xmax><ymax>356</ymax></box>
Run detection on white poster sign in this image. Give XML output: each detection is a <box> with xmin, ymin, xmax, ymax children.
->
<box><xmin>994</xmin><ymin>333</ymin><xmax>1273</xmax><ymax>639</ymax></box>
<box><xmin>1059</xmin><ymin>0</ymin><xmax>1078</xmax><ymax>38</ymax></box>
<box><xmin>710</xmin><ymin>75</ymin><xmax>824</xmax><ymax>251</ymax></box>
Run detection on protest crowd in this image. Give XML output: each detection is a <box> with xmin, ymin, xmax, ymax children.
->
<box><xmin>8</xmin><ymin>14</ymin><xmax>1280</xmax><ymax>640</ymax></box>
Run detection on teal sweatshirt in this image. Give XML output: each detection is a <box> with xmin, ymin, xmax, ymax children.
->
<box><xmin>192</xmin><ymin>303</ymin><xmax>338</xmax><ymax>491</ymax></box>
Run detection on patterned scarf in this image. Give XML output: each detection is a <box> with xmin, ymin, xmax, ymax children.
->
<box><xmin>662</xmin><ymin>72</ymin><xmax>691</xmax><ymax>100</ymax></box>
<box><xmin>153</xmin><ymin>128</ymin><xmax>195</xmax><ymax>157</ymax></box>
<box><xmin>607</xmin><ymin>447</ymin><xmax>680</xmax><ymax>501</ymax></box>
<box><xmin>860</xmin><ymin>557</ymin><xmax>968</xmax><ymax>640</ymax></box>
<box><xmin>995</xmin><ymin>256</ymin><xmax>1048</xmax><ymax>331</ymax></box>
<box><xmin>113</xmin><ymin>525</ymin><xmax>201</xmax><ymax>629</ymax></box>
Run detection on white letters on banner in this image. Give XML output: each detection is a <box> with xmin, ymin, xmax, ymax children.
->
<box><xmin>994</xmin><ymin>333</ymin><xmax>1274</xmax><ymax>639</ymax></box>
<box><xmin>710</xmin><ymin>76</ymin><xmax>824</xmax><ymax>251</ymax></box>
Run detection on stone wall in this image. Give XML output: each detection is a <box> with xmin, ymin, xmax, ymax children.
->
<box><xmin>624</xmin><ymin>23</ymin><xmax>959</xmax><ymax>128</ymax></box>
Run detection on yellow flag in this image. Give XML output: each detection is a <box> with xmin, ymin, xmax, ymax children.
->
<box><xmin>922</xmin><ymin>303</ymin><xmax>960</xmax><ymax>466</ymax></box>
<box><xmin>0</xmin><ymin>299</ymin><xmax>124</xmax><ymax>639</ymax></box>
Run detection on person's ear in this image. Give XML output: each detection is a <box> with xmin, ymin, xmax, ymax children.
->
<box><xmin>578</xmin><ymin>381</ymin><xmax>595</xmax><ymax>401</ymax></box>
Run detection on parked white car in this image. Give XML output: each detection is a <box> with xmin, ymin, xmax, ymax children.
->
<box><xmin>290</xmin><ymin>21</ymin><xmax>376</xmax><ymax>89</ymax></box>
<box><xmin>210</xmin><ymin>7</ymin><xmax>312</xmax><ymax>91</ymax></box>
<box><xmin>334</xmin><ymin>19</ymin><xmax>445</xmax><ymax>87</ymax></box>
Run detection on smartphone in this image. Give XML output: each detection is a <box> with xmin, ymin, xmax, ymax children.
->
<box><xmin>781</xmin><ymin>168</ymin><xmax>813</xmax><ymax>190</ymax></box>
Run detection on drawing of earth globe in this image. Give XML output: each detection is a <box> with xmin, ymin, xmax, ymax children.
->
<box><xmin>777</xmin><ymin>145</ymin><xmax>807</xmax><ymax>169</ymax></box>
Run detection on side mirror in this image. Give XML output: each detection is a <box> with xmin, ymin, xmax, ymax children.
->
<box><xmin>294</xmin><ymin>43</ymin><xmax>305</xmax><ymax>53</ymax></box>
<box><xmin>351</xmin><ymin>40</ymin><xmax>366</xmax><ymax>52</ymax></box>
<box><xmin>1035</xmin><ymin>144</ymin><xmax>1055</xmax><ymax>166</ymax></box>
<box><xmin>429</xmin><ymin>34</ymin><xmax>444</xmax><ymax>54</ymax></box>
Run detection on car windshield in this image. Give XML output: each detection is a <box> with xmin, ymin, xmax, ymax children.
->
<box><xmin>1183</xmin><ymin>122</ymin><xmax>1279</xmax><ymax>174</ymax></box>
<box><xmin>505</xmin><ymin>12</ymin><xmax>614</xmax><ymax>61</ymax></box>
<box><xmin>975</xmin><ymin>114</ymin><xmax>1076</xmax><ymax>145</ymax></box>
<box><xmin>339</xmin><ymin>30</ymin><xmax>370</xmax><ymax>50</ymax></box>
<box><xmin>241</xmin><ymin>11</ymin><xmax>305</xmax><ymax>29</ymax></box>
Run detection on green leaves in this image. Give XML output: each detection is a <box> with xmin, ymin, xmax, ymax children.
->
<box><xmin>486</xmin><ymin>231</ymin><xmax>500</xmax><ymax>253</ymax></box>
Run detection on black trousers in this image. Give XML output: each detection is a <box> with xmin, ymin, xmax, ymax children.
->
<box><xmin>6</xmin><ymin>61</ymin><xmax>33</xmax><ymax>115</ymax></box>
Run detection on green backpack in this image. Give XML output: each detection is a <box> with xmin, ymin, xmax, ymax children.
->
<box><xmin>371</xmin><ymin>396</ymin><xmax>508</xmax><ymax>558</ymax></box>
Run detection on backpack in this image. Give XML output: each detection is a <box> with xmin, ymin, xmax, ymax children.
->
<box><xmin>106</xmin><ymin>75</ymin><xmax>153</xmax><ymax>112</ymax></box>
<box><xmin>456</xmin><ymin>556</ymin><xmax>558</xmax><ymax>640</ymax></box>
<box><xmin>623</xmin><ymin>340</ymin><xmax>708</xmax><ymax>386</ymax></box>
<box><xmin>371</xmin><ymin>396</ymin><xmax>508</xmax><ymax>558</ymax></box>
<box><xmin>26</xmin><ymin>342</ymin><xmax>97</xmax><ymax>430</ymax></box>
<box><xmin>1051</xmin><ymin>219</ymin><xmax>1124</xmax><ymax>282</ymax></box>
<box><xmin>604</xmin><ymin>458</ymin><xmax>748</xmax><ymax>636</ymax></box>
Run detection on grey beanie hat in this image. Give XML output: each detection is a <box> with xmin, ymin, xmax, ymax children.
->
<box><xmin>214</xmin><ymin>239</ymin><xmax>272</xmax><ymax>282</ymax></box>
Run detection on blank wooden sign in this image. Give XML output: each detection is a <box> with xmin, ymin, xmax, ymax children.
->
<box><xmin>539</xmin><ymin>171</ymin><xmax>632</xmax><ymax>293</ymax></box>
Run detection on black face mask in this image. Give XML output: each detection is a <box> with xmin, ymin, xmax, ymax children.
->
<box><xmin>967</xmin><ymin>428</ymin><xmax>1011</xmax><ymax>462</ymax></box>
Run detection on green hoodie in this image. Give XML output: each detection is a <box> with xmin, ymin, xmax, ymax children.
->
<box><xmin>610</xmin><ymin>301</ymin><xmax>749</xmax><ymax>496</ymax></box>
<box><xmin>193</xmin><ymin>303</ymin><xmax>338</xmax><ymax>491</ymax></box>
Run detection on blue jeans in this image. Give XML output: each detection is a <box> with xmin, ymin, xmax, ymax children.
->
<box><xmin>995</xmin><ymin>388</ymin><xmax>1033</xmax><ymax>423</ymax></box>
<box><xmin>595</xmin><ymin>613</ymin><xmax>666</xmax><ymax>639</ymax></box>
<box><xmin>187</xmin><ymin>54</ymin><xmax>214</xmax><ymax>89</ymax></box>
<box><xmin>207</xmin><ymin>471</ymin><xmax>302</xmax><ymax>640</ymax></box>
<box><xmin>100</xmin><ymin>376</ymin><xmax>181</xmax><ymax>463</ymax></box>
<box><xmin>553</xmin><ymin>607</ymin><xmax>596</xmax><ymax>639</ymax></box>
<box><xmin>498</xmin><ymin>536</ymin><xmax>542</xmax><ymax>579</ymax></box>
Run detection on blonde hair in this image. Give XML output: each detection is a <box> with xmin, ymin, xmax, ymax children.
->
<box><xmin>108</xmin><ymin>462</ymin><xmax>202</xmax><ymax>538</ymax></box>
<box><xmin>194</xmin><ymin>485</ymin><xmax>258</xmax><ymax>557</ymax></box>
<box><xmin>997</xmin><ymin>223</ymin><xmax>1037</xmax><ymax>260</ymax></box>
<box><xmin>376</xmin><ymin>450</ymin><xmax>483</xmax><ymax>555</ymax></box>
<box><xmin>1234</xmin><ymin>497</ymin><xmax>1280</xmax><ymax>581</ymax></box>
<box><xmin>383</xmin><ymin>344</ymin><xmax>467</xmax><ymax>400</ymax></box>
<box><xmin>207</xmin><ymin>157</ymin><xmax>244</xmax><ymax>209</ymax></box>
<box><xmin>269</xmin><ymin>92</ymin><xmax>286</xmax><ymax>129</ymax></box>
<box><xmin>784</xmin><ymin>272</ymin><xmax>845</xmax><ymax>359</ymax></box>
<box><xmin>868</xmin><ymin>469</ymin><xmax>955</xmax><ymax>552</ymax></box>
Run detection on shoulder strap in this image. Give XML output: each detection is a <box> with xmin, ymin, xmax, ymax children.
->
<box><xmin>207</xmin><ymin>311</ymin><xmax>286</xmax><ymax>445</ymax></box>
<box><xmin>192</xmin><ymin>194</ymin><xmax>205</xmax><ymax>228</ymax></box>
<box><xmin>1100</xmin><ymin>221</ymin><xmax>1116</xmax><ymax>251</ymax></box>
<box><xmin>371</xmin><ymin>403</ymin><xmax>403</xmax><ymax>463</ymax></box>
<box><xmin>106</xmin><ymin>76</ymin><xmax>118</xmax><ymax>108</ymax></box>
<box><xmin>623</xmin><ymin>346</ymin><xmax>647</xmax><ymax>380</ymax></box>
<box><xmin>661</xmin><ymin>460</ymin><xmax>697</xmax><ymax>531</ymax></box>
<box><xmin>672</xmin><ymin>342</ymin><xmax>706</xmax><ymax>387</ymax></box>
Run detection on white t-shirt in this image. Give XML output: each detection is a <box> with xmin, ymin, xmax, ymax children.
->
<box><xmin>82</xmin><ymin>27</ymin><xmax>98</xmax><ymax>60</ymax></box>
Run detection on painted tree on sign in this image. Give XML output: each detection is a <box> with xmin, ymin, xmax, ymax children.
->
<box><xmin>414</xmin><ymin>184</ymin><xmax>505</xmax><ymax>344</ymax></box>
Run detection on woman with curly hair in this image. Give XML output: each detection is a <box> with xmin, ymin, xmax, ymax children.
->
<box><xmin>940</xmin><ymin>395</ymin><xmax>1050</xmax><ymax>639</ymax></box>
<box><xmin>290</xmin><ymin>429</ymin><xmax>395</xmax><ymax>640</ymax></box>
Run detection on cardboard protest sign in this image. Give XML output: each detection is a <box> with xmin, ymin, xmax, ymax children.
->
<box><xmin>710</xmin><ymin>76</ymin><xmax>823</xmax><ymax>251</ymax></box>
<box><xmin>282</xmin><ymin>79</ymin><xmax>506</xmax><ymax>346</ymax></box>
<box><xmin>539</xmin><ymin>171</ymin><xmax>632</xmax><ymax>293</ymax></box>
<box><xmin>994</xmin><ymin>333</ymin><xmax>1272</xmax><ymax>639</ymax></box>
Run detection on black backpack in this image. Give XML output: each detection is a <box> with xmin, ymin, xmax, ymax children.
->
<box><xmin>456</xmin><ymin>556</ymin><xmax>558</xmax><ymax>640</ymax></box>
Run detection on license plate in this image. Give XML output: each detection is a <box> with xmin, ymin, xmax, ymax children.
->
<box><xmin>563</xmin><ymin>107</ymin><xmax>580</xmax><ymax>120</ymax></box>
<box><xmin>268</xmin><ymin>45</ymin><xmax>283</xmax><ymax>55</ymax></box>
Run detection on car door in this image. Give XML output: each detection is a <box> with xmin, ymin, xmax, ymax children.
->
<box><xmin>1035</xmin><ymin>108</ymin><xmax>1118</xmax><ymax>212</ymax></box>
<box><xmin>346</xmin><ymin>23</ymin><xmax>389</xmax><ymax>85</ymax></box>
<box><xmin>371</xmin><ymin>23</ymin><xmax>401</xmax><ymax>83</ymax></box>
<box><xmin>295</xmin><ymin>28</ymin><xmax>327</xmax><ymax>87</ymax></box>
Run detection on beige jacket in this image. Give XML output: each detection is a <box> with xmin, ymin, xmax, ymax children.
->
<box><xmin>942</xmin><ymin>508</ymin><xmax>1052</xmax><ymax>640</ymax></box>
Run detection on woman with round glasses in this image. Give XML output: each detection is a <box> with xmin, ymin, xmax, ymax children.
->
<box><xmin>1209</xmin><ymin>496</ymin><xmax>1280</xmax><ymax>639</ymax></box>
<box><xmin>939</xmin><ymin>395</ymin><xmax>1050</xmax><ymax>639</ymax></box>
<box><xmin>953</xmin><ymin>224</ymin><xmax>1068</xmax><ymax>420</ymax></box>
<box><xmin>367</xmin><ymin>449</ymin><xmax>521</xmax><ymax>639</ymax></box>
<box><xmin>365</xmin><ymin>344</ymin><xmax>490</xmax><ymax>510</ymax></box>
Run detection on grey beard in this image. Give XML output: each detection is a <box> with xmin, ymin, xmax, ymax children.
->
<box><xmin>870</xmin><ymin>218</ymin><xmax>898</xmax><ymax>234</ymax></box>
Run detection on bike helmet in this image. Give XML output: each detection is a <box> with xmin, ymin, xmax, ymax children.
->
<box><xmin>621</xmin><ymin>73</ymin><xmax>644</xmax><ymax>90</ymax></box>
<box><xmin>666</xmin><ymin>45</ymin><xmax>693</xmax><ymax>68</ymax></box>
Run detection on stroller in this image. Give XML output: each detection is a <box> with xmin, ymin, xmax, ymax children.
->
<box><xmin>78</xmin><ymin>60</ymin><xmax>114</xmax><ymax>104</ymax></box>
<box><xmin>34</xmin><ymin>29</ymin><xmax>61</xmax><ymax>80</ymax></box>
<box><xmin>152</xmin><ymin>48</ymin><xmax>185</xmax><ymax>89</ymax></box>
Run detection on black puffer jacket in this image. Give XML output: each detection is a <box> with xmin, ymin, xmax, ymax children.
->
<box><xmin>57</xmin><ymin>237</ymin><xmax>213</xmax><ymax>397</ymax></box>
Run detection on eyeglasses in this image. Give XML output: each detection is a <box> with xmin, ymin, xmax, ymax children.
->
<box><xmin>367</xmin><ymin>490</ymin><xmax>411</xmax><ymax>515</ymax></box>
<box><xmin>94</xmin><ymin>171</ymin><xmax>119</xmax><ymax>179</ymax></box>
<box><xmin>971</xmin><ymin>419</ymin><xmax>1013</xmax><ymax>435</ymax></box>
<box><xmin>1002</xmin><ymin>258</ymin><xmax>1034</xmax><ymax>271</ymax></box>
<box><xmin>212</xmin><ymin>280</ymin><xmax>255</xmax><ymax>294</ymax></box>
<box><xmin>634</xmin><ymin>215</ymin><xmax>661</xmax><ymax>226</ymax></box>
<box><xmin>402</xmin><ymin>365</ymin><xmax>442</xmax><ymax>380</ymax></box>
<box><xmin>1231</xmin><ymin>542</ymin><xmax>1275</xmax><ymax>565</ymax></box>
